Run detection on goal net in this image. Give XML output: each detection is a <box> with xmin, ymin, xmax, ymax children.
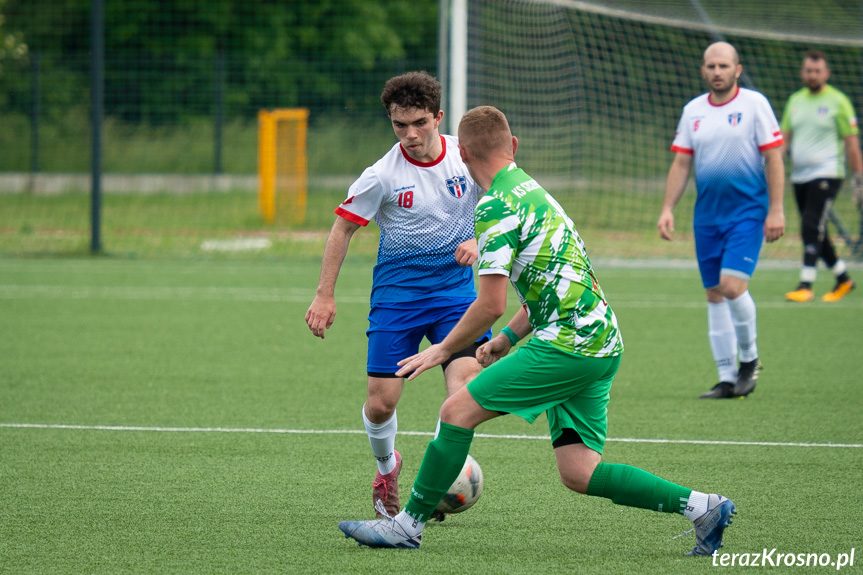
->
<box><xmin>462</xmin><ymin>0</ymin><xmax>863</xmax><ymax>257</ymax></box>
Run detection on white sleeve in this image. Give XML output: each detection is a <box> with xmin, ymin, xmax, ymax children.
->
<box><xmin>334</xmin><ymin>166</ymin><xmax>385</xmax><ymax>226</ymax></box>
<box><xmin>754</xmin><ymin>94</ymin><xmax>783</xmax><ymax>151</ymax></box>
<box><xmin>670</xmin><ymin>106</ymin><xmax>693</xmax><ymax>153</ymax></box>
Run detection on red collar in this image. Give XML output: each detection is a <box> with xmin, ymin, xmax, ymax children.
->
<box><xmin>399</xmin><ymin>135</ymin><xmax>446</xmax><ymax>167</ymax></box>
<box><xmin>708</xmin><ymin>86</ymin><xmax>740</xmax><ymax>107</ymax></box>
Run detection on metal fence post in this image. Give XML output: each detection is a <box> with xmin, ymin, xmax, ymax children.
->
<box><xmin>90</xmin><ymin>0</ymin><xmax>104</xmax><ymax>253</ymax></box>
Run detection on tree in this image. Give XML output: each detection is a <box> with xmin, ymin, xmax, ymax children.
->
<box><xmin>0</xmin><ymin>0</ymin><xmax>27</xmax><ymax>76</ymax></box>
<box><xmin>0</xmin><ymin>0</ymin><xmax>438</xmax><ymax>122</ymax></box>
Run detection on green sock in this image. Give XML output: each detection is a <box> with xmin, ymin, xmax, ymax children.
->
<box><xmin>404</xmin><ymin>422</ymin><xmax>474</xmax><ymax>522</ymax></box>
<box><xmin>586</xmin><ymin>462</ymin><xmax>692</xmax><ymax>514</ymax></box>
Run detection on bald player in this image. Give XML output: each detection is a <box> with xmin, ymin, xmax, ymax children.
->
<box><xmin>658</xmin><ymin>42</ymin><xmax>785</xmax><ymax>399</ymax></box>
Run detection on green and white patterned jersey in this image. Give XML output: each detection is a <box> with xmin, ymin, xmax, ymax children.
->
<box><xmin>780</xmin><ymin>85</ymin><xmax>859</xmax><ymax>183</ymax></box>
<box><xmin>475</xmin><ymin>163</ymin><xmax>623</xmax><ymax>358</ymax></box>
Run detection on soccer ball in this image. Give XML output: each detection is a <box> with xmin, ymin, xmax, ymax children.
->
<box><xmin>435</xmin><ymin>454</ymin><xmax>483</xmax><ymax>514</ymax></box>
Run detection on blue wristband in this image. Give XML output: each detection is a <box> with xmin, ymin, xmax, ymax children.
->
<box><xmin>500</xmin><ymin>326</ymin><xmax>520</xmax><ymax>346</ymax></box>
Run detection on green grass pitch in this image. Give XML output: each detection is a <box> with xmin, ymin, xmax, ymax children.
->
<box><xmin>1</xmin><ymin>255</ymin><xmax>861</xmax><ymax>574</ymax></box>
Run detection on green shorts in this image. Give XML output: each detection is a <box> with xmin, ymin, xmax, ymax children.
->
<box><xmin>466</xmin><ymin>337</ymin><xmax>621</xmax><ymax>454</ymax></box>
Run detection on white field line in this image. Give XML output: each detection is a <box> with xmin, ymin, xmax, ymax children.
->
<box><xmin>200</xmin><ymin>238</ymin><xmax>272</xmax><ymax>252</ymax></box>
<box><xmin>1</xmin><ymin>422</ymin><xmax>860</xmax><ymax>449</ymax></box>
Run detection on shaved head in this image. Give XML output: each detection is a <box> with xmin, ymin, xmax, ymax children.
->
<box><xmin>458</xmin><ymin>106</ymin><xmax>513</xmax><ymax>162</ymax></box>
<box><xmin>701</xmin><ymin>42</ymin><xmax>742</xmax><ymax>103</ymax></box>
<box><xmin>704</xmin><ymin>42</ymin><xmax>739</xmax><ymax>66</ymax></box>
<box><xmin>456</xmin><ymin>106</ymin><xmax>518</xmax><ymax>189</ymax></box>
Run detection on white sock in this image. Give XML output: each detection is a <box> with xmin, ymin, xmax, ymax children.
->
<box><xmin>394</xmin><ymin>510</ymin><xmax>425</xmax><ymax>537</ymax></box>
<box><xmin>707</xmin><ymin>301</ymin><xmax>737</xmax><ymax>382</ymax></box>
<box><xmin>684</xmin><ymin>490</ymin><xmax>710</xmax><ymax>522</ymax></box>
<box><xmin>800</xmin><ymin>266</ymin><xmax>817</xmax><ymax>284</ymax></box>
<box><xmin>727</xmin><ymin>291</ymin><xmax>758</xmax><ymax>363</ymax></box>
<box><xmin>362</xmin><ymin>404</ymin><xmax>398</xmax><ymax>475</ymax></box>
<box><xmin>832</xmin><ymin>260</ymin><xmax>847</xmax><ymax>278</ymax></box>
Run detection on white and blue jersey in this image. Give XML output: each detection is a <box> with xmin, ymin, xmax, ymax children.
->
<box><xmin>335</xmin><ymin>134</ymin><xmax>482</xmax><ymax>305</ymax></box>
<box><xmin>671</xmin><ymin>87</ymin><xmax>783</xmax><ymax>227</ymax></box>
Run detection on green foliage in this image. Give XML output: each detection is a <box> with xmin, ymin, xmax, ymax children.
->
<box><xmin>0</xmin><ymin>0</ymin><xmax>438</xmax><ymax>123</ymax></box>
<box><xmin>0</xmin><ymin>0</ymin><xmax>27</xmax><ymax>89</ymax></box>
<box><xmin>0</xmin><ymin>1</ymin><xmax>24</xmax><ymax>55</ymax></box>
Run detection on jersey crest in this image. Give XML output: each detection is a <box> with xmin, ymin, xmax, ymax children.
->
<box><xmin>728</xmin><ymin>112</ymin><xmax>742</xmax><ymax>126</ymax></box>
<box><xmin>446</xmin><ymin>176</ymin><xmax>468</xmax><ymax>198</ymax></box>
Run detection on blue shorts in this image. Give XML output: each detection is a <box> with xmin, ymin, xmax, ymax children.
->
<box><xmin>366</xmin><ymin>297</ymin><xmax>492</xmax><ymax>375</ymax></box>
<box><xmin>694</xmin><ymin>218</ymin><xmax>764</xmax><ymax>289</ymax></box>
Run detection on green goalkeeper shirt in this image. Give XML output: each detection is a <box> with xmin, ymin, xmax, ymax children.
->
<box><xmin>780</xmin><ymin>84</ymin><xmax>859</xmax><ymax>183</ymax></box>
<box><xmin>474</xmin><ymin>163</ymin><xmax>623</xmax><ymax>358</ymax></box>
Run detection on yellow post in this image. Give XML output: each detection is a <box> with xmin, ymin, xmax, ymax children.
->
<box><xmin>258</xmin><ymin>110</ymin><xmax>276</xmax><ymax>224</ymax></box>
<box><xmin>258</xmin><ymin>108</ymin><xmax>309</xmax><ymax>225</ymax></box>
